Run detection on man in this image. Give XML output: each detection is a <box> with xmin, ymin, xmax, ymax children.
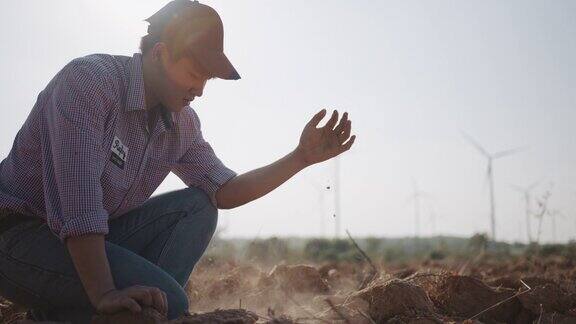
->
<box><xmin>0</xmin><ymin>0</ymin><xmax>355</xmax><ymax>322</ymax></box>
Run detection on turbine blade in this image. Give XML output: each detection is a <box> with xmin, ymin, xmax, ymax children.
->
<box><xmin>461</xmin><ymin>132</ymin><xmax>490</xmax><ymax>158</ymax></box>
<box><xmin>493</xmin><ymin>146</ymin><xmax>528</xmax><ymax>159</ymax></box>
<box><xmin>527</xmin><ymin>180</ymin><xmax>541</xmax><ymax>191</ymax></box>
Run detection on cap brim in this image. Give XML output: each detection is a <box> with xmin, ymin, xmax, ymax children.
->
<box><xmin>193</xmin><ymin>48</ymin><xmax>240</xmax><ymax>80</ymax></box>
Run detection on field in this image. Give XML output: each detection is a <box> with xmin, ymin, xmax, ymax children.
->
<box><xmin>2</xmin><ymin>236</ymin><xmax>576</xmax><ymax>323</ymax></box>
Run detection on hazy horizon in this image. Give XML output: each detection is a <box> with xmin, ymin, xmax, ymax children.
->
<box><xmin>1</xmin><ymin>0</ymin><xmax>575</xmax><ymax>243</ymax></box>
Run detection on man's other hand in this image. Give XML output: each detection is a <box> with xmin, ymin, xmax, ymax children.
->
<box><xmin>295</xmin><ymin>109</ymin><xmax>356</xmax><ymax>166</ymax></box>
<box><xmin>96</xmin><ymin>285</ymin><xmax>168</xmax><ymax>317</ymax></box>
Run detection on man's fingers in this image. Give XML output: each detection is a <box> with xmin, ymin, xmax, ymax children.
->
<box><xmin>339</xmin><ymin>120</ymin><xmax>352</xmax><ymax>144</ymax></box>
<box><xmin>333</xmin><ymin>112</ymin><xmax>348</xmax><ymax>134</ymax></box>
<box><xmin>131</xmin><ymin>289</ymin><xmax>153</xmax><ymax>309</ymax></box>
<box><xmin>323</xmin><ymin>110</ymin><xmax>339</xmax><ymax>130</ymax></box>
<box><xmin>307</xmin><ymin>109</ymin><xmax>327</xmax><ymax>128</ymax></box>
<box><xmin>125</xmin><ymin>298</ymin><xmax>142</xmax><ymax>314</ymax></box>
<box><xmin>150</xmin><ymin>289</ymin><xmax>165</xmax><ymax>315</ymax></box>
<box><xmin>340</xmin><ymin>135</ymin><xmax>356</xmax><ymax>152</ymax></box>
<box><xmin>161</xmin><ymin>291</ymin><xmax>168</xmax><ymax>315</ymax></box>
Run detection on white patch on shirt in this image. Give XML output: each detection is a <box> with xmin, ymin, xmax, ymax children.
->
<box><xmin>110</xmin><ymin>136</ymin><xmax>128</xmax><ymax>169</ymax></box>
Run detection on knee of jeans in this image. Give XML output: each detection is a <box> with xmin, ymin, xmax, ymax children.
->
<box><xmin>181</xmin><ymin>188</ymin><xmax>218</xmax><ymax>220</ymax></box>
<box><xmin>166</xmin><ymin>287</ymin><xmax>189</xmax><ymax>320</ymax></box>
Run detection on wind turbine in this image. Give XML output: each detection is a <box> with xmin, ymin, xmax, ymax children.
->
<box><xmin>573</xmin><ymin>192</ymin><xmax>576</xmax><ymax>241</ymax></box>
<box><xmin>547</xmin><ymin>209</ymin><xmax>564</xmax><ymax>244</ymax></box>
<box><xmin>307</xmin><ymin>176</ymin><xmax>330</xmax><ymax>237</ymax></box>
<box><xmin>534</xmin><ymin>188</ymin><xmax>552</xmax><ymax>245</ymax></box>
<box><xmin>428</xmin><ymin>208</ymin><xmax>442</xmax><ymax>237</ymax></box>
<box><xmin>511</xmin><ymin>181</ymin><xmax>540</xmax><ymax>243</ymax></box>
<box><xmin>462</xmin><ymin>133</ymin><xmax>526</xmax><ymax>241</ymax></box>
<box><xmin>330</xmin><ymin>122</ymin><xmax>357</xmax><ymax>238</ymax></box>
<box><xmin>407</xmin><ymin>179</ymin><xmax>429</xmax><ymax>238</ymax></box>
<box><xmin>333</xmin><ymin>156</ymin><xmax>341</xmax><ymax>238</ymax></box>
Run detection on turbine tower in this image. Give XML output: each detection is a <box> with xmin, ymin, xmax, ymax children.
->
<box><xmin>334</xmin><ymin>156</ymin><xmax>341</xmax><ymax>238</ymax></box>
<box><xmin>308</xmin><ymin>177</ymin><xmax>330</xmax><ymax>237</ymax></box>
<box><xmin>511</xmin><ymin>181</ymin><xmax>539</xmax><ymax>243</ymax></box>
<box><xmin>547</xmin><ymin>209</ymin><xmax>564</xmax><ymax>244</ymax></box>
<box><xmin>462</xmin><ymin>133</ymin><xmax>525</xmax><ymax>241</ymax></box>
<box><xmin>407</xmin><ymin>179</ymin><xmax>429</xmax><ymax>238</ymax></box>
<box><xmin>429</xmin><ymin>208</ymin><xmax>441</xmax><ymax>237</ymax></box>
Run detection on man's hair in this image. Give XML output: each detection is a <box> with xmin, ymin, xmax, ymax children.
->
<box><xmin>139</xmin><ymin>29</ymin><xmax>187</xmax><ymax>61</ymax></box>
<box><xmin>139</xmin><ymin>34</ymin><xmax>158</xmax><ymax>56</ymax></box>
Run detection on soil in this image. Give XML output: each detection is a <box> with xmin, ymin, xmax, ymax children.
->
<box><xmin>3</xmin><ymin>256</ymin><xmax>576</xmax><ymax>323</ymax></box>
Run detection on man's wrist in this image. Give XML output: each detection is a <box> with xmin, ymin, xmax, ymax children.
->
<box><xmin>292</xmin><ymin>147</ymin><xmax>311</xmax><ymax>170</ymax></box>
<box><xmin>92</xmin><ymin>287</ymin><xmax>117</xmax><ymax>309</ymax></box>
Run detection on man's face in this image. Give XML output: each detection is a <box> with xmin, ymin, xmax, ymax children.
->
<box><xmin>155</xmin><ymin>48</ymin><xmax>210</xmax><ymax>112</ymax></box>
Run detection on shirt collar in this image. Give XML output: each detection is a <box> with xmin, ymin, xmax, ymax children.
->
<box><xmin>126</xmin><ymin>53</ymin><xmax>175</xmax><ymax>130</ymax></box>
<box><xmin>159</xmin><ymin>105</ymin><xmax>174</xmax><ymax>131</ymax></box>
<box><xmin>126</xmin><ymin>53</ymin><xmax>146</xmax><ymax>112</ymax></box>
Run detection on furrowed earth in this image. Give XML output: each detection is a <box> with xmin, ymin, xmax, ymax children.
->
<box><xmin>2</xmin><ymin>254</ymin><xmax>576</xmax><ymax>323</ymax></box>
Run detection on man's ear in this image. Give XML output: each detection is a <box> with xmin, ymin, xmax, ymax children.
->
<box><xmin>151</xmin><ymin>42</ymin><xmax>168</xmax><ymax>65</ymax></box>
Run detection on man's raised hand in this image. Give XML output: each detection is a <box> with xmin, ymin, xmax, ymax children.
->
<box><xmin>295</xmin><ymin>109</ymin><xmax>356</xmax><ymax>166</ymax></box>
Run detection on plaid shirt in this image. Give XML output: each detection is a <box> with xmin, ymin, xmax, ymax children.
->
<box><xmin>0</xmin><ymin>53</ymin><xmax>236</xmax><ymax>243</ymax></box>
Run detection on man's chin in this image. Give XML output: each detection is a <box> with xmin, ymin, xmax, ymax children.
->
<box><xmin>163</xmin><ymin>102</ymin><xmax>187</xmax><ymax>113</ymax></box>
<box><xmin>182</xmin><ymin>98</ymin><xmax>193</xmax><ymax>107</ymax></box>
<box><xmin>177</xmin><ymin>99</ymin><xmax>192</xmax><ymax>109</ymax></box>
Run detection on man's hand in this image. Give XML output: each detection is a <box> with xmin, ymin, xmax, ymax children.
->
<box><xmin>65</xmin><ymin>235</ymin><xmax>165</xmax><ymax>317</ymax></box>
<box><xmin>295</xmin><ymin>109</ymin><xmax>356</xmax><ymax>166</ymax></box>
<box><xmin>215</xmin><ymin>109</ymin><xmax>356</xmax><ymax>209</ymax></box>
<box><xmin>96</xmin><ymin>286</ymin><xmax>168</xmax><ymax>316</ymax></box>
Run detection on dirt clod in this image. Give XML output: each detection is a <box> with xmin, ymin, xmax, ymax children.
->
<box><xmin>266</xmin><ymin>264</ymin><xmax>330</xmax><ymax>294</ymax></box>
<box><xmin>90</xmin><ymin>308</ymin><xmax>258</xmax><ymax>324</ymax></box>
<box><xmin>4</xmin><ymin>256</ymin><xmax>576</xmax><ymax>324</ymax></box>
<box><xmin>406</xmin><ymin>273</ymin><xmax>521</xmax><ymax>323</ymax></box>
<box><xmin>518</xmin><ymin>282</ymin><xmax>573</xmax><ymax>314</ymax></box>
<box><xmin>90</xmin><ymin>307</ymin><xmax>166</xmax><ymax>324</ymax></box>
<box><xmin>347</xmin><ymin>278</ymin><xmax>437</xmax><ymax>323</ymax></box>
<box><xmin>169</xmin><ymin>309</ymin><xmax>258</xmax><ymax>324</ymax></box>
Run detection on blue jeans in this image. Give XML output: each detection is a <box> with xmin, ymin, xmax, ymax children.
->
<box><xmin>0</xmin><ymin>187</ymin><xmax>218</xmax><ymax>323</ymax></box>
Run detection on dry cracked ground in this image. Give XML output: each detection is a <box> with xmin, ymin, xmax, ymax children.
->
<box><xmin>2</xmin><ymin>256</ymin><xmax>576</xmax><ymax>323</ymax></box>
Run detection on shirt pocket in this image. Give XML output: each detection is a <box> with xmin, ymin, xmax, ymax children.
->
<box><xmin>100</xmin><ymin>151</ymin><xmax>131</xmax><ymax>212</ymax></box>
<box><xmin>101</xmin><ymin>150</ymin><xmax>131</xmax><ymax>190</ymax></box>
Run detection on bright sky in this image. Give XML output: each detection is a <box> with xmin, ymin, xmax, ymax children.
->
<box><xmin>1</xmin><ymin>1</ymin><xmax>575</xmax><ymax>243</ymax></box>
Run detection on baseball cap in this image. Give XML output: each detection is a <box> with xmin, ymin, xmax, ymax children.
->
<box><xmin>145</xmin><ymin>0</ymin><xmax>240</xmax><ymax>80</ymax></box>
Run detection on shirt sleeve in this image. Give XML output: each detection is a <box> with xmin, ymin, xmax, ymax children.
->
<box><xmin>41</xmin><ymin>59</ymin><xmax>112</xmax><ymax>243</ymax></box>
<box><xmin>171</xmin><ymin>111</ymin><xmax>237</xmax><ymax>208</ymax></box>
